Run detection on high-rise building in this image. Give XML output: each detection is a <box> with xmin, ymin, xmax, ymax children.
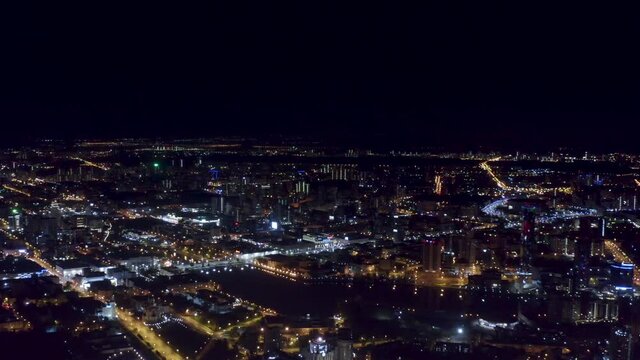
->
<box><xmin>212</xmin><ymin>195</ymin><xmax>225</xmax><ymax>214</ymax></box>
<box><xmin>584</xmin><ymin>217</ymin><xmax>606</xmax><ymax>257</ymax></box>
<box><xmin>572</xmin><ymin>217</ymin><xmax>604</xmax><ymax>291</ymax></box>
<box><xmin>422</xmin><ymin>239</ymin><xmax>443</xmax><ymax>272</ymax></box>
<box><xmin>573</xmin><ymin>234</ymin><xmax>592</xmax><ymax>267</ymax></box>
<box><xmin>263</xmin><ymin>324</ymin><xmax>283</xmax><ymax>353</ymax></box>
<box><xmin>521</xmin><ymin>211</ymin><xmax>536</xmax><ymax>270</ymax></box>
<box><xmin>74</xmin><ymin>215</ymin><xmax>87</xmax><ymax>228</ymax></box>
<box><xmin>521</xmin><ymin>212</ymin><xmax>535</xmax><ymax>243</ymax></box>
<box><xmin>25</xmin><ymin>215</ymin><xmax>59</xmax><ymax>245</ymax></box>
<box><xmin>611</xmin><ymin>262</ymin><xmax>634</xmax><ymax>291</ymax></box>
<box><xmin>335</xmin><ymin>339</ymin><xmax>353</xmax><ymax>360</ymax></box>
<box><xmin>335</xmin><ymin>329</ymin><xmax>353</xmax><ymax>360</ymax></box>
<box><xmin>609</xmin><ymin>326</ymin><xmax>633</xmax><ymax>360</ymax></box>
<box><xmin>304</xmin><ymin>336</ymin><xmax>333</xmax><ymax>360</ymax></box>
<box><xmin>8</xmin><ymin>212</ymin><xmax>21</xmax><ymax>231</ymax></box>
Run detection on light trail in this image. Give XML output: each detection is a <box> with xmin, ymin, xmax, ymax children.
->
<box><xmin>479</xmin><ymin>157</ymin><xmax>573</xmax><ymax>195</ymax></box>
<box><xmin>434</xmin><ymin>175</ymin><xmax>443</xmax><ymax>195</ymax></box>
<box><xmin>2</xmin><ymin>184</ymin><xmax>31</xmax><ymax>197</ymax></box>
<box><xmin>70</xmin><ymin>157</ymin><xmax>110</xmax><ymax>171</ymax></box>
<box><xmin>482</xmin><ymin>197</ymin><xmax>597</xmax><ymax>225</ymax></box>
<box><xmin>479</xmin><ymin>157</ymin><xmax>510</xmax><ymax>190</ymax></box>
<box><xmin>635</xmin><ymin>179</ymin><xmax>640</xmax><ymax>187</ymax></box>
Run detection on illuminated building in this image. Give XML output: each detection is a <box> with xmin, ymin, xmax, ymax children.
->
<box><xmin>434</xmin><ymin>175</ymin><xmax>443</xmax><ymax>195</ymax></box>
<box><xmin>296</xmin><ymin>181</ymin><xmax>310</xmax><ymax>195</ymax></box>
<box><xmin>521</xmin><ymin>211</ymin><xmax>535</xmax><ymax>270</ymax></box>
<box><xmin>7</xmin><ymin>209</ymin><xmax>21</xmax><ymax>231</ymax></box>
<box><xmin>572</xmin><ymin>217</ymin><xmax>604</xmax><ymax>291</ymax></box>
<box><xmin>212</xmin><ymin>195</ymin><xmax>225</xmax><ymax>214</ymax></box>
<box><xmin>304</xmin><ymin>336</ymin><xmax>333</xmax><ymax>360</ymax></box>
<box><xmin>55</xmin><ymin>259</ymin><xmax>90</xmax><ymax>279</ymax></box>
<box><xmin>609</xmin><ymin>326</ymin><xmax>633</xmax><ymax>360</ymax></box>
<box><xmin>434</xmin><ymin>342</ymin><xmax>472</xmax><ymax>354</ymax></box>
<box><xmin>611</xmin><ymin>262</ymin><xmax>634</xmax><ymax>291</ymax></box>
<box><xmin>521</xmin><ymin>212</ymin><xmax>535</xmax><ymax>243</ymax></box>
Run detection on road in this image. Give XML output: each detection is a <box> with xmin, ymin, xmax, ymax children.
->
<box><xmin>9</xmin><ymin>226</ymin><xmax>184</xmax><ymax>360</ymax></box>
<box><xmin>30</xmin><ymin>251</ymin><xmax>185</xmax><ymax>359</ymax></box>
<box><xmin>481</xmin><ymin>197</ymin><xmax>597</xmax><ymax>225</ymax></box>
<box><xmin>604</xmin><ymin>239</ymin><xmax>640</xmax><ymax>286</ymax></box>
<box><xmin>179</xmin><ymin>314</ymin><xmax>216</xmax><ymax>337</ymax></box>
<box><xmin>29</xmin><ymin>253</ymin><xmax>185</xmax><ymax>359</ymax></box>
<box><xmin>480</xmin><ymin>157</ymin><xmax>510</xmax><ymax>190</ymax></box>
<box><xmin>479</xmin><ymin>157</ymin><xmax>572</xmax><ymax>195</ymax></box>
<box><xmin>196</xmin><ymin>315</ymin><xmax>263</xmax><ymax>360</ymax></box>
<box><xmin>1</xmin><ymin>184</ymin><xmax>33</xmax><ymax>197</ymax></box>
<box><xmin>69</xmin><ymin>156</ymin><xmax>110</xmax><ymax>171</ymax></box>
<box><xmin>118</xmin><ymin>309</ymin><xmax>184</xmax><ymax>360</ymax></box>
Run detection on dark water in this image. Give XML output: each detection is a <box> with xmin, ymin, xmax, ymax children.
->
<box><xmin>157</xmin><ymin>321</ymin><xmax>208</xmax><ymax>357</ymax></box>
<box><xmin>206</xmin><ymin>268</ymin><xmax>518</xmax><ymax>322</ymax></box>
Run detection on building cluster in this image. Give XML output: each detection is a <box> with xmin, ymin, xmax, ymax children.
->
<box><xmin>0</xmin><ymin>140</ymin><xmax>638</xmax><ymax>359</ymax></box>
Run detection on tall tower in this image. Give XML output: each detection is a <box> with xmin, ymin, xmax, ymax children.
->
<box><xmin>572</xmin><ymin>217</ymin><xmax>603</xmax><ymax>291</ymax></box>
<box><xmin>263</xmin><ymin>324</ymin><xmax>283</xmax><ymax>353</ymax></box>
<box><xmin>609</xmin><ymin>326</ymin><xmax>633</xmax><ymax>360</ymax></box>
<box><xmin>335</xmin><ymin>339</ymin><xmax>353</xmax><ymax>360</ymax></box>
<box><xmin>335</xmin><ymin>329</ymin><xmax>353</xmax><ymax>360</ymax></box>
<box><xmin>212</xmin><ymin>195</ymin><xmax>224</xmax><ymax>214</ymax></box>
<box><xmin>422</xmin><ymin>239</ymin><xmax>443</xmax><ymax>272</ymax></box>
<box><xmin>521</xmin><ymin>210</ymin><xmax>536</xmax><ymax>271</ymax></box>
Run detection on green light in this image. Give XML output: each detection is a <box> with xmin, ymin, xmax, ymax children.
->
<box><xmin>11</xmin><ymin>208</ymin><xmax>18</xmax><ymax>215</ymax></box>
<box><xmin>153</xmin><ymin>162</ymin><xmax>159</xmax><ymax>168</ymax></box>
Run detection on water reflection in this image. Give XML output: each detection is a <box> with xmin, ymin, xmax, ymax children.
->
<box><xmin>206</xmin><ymin>268</ymin><xmax>518</xmax><ymax>322</ymax></box>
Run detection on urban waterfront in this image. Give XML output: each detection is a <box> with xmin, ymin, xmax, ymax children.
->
<box><xmin>208</xmin><ymin>267</ymin><xmax>519</xmax><ymax>321</ymax></box>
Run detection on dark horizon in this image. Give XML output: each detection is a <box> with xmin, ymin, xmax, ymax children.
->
<box><xmin>2</xmin><ymin>2</ymin><xmax>640</xmax><ymax>151</ymax></box>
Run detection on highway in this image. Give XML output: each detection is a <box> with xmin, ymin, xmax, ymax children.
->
<box><xmin>1</xmin><ymin>184</ymin><xmax>32</xmax><ymax>197</ymax></box>
<box><xmin>479</xmin><ymin>157</ymin><xmax>572</xmax><ymax>195</ymax></box>
<box><xmin>69</xmin><ymin>156</ymin><xmax>110</xmax><ymax>171</ymax></box>
<box><xmin>479</xmin><ymin>157</ymin><xmax>510</xmax><ymax>190</ymax></box>
<box><xmin>1</xmin><ymin>180</ymin><xmax>48</xmax><ymax>200</ymax></box>
<box><xmin>481</xmin><ymin>197</ymin><xmax>597</xmax><ymax>225</ymax></box>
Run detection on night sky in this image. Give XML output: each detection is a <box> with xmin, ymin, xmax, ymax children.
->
<box><xmin>2</xmin><ymin>2</ymin><xmax>639</xmax><ymax>150</ymax></box>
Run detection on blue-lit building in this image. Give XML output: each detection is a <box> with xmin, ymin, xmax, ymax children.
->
<box><xmin>610</xmin><ymin>262</ymin><xmax>634</xmax><ymax>291</ymax></box>
<box><xmin>609</xmin><ymin>326</ymin><xmax>633</xmax><ymax>360</ymax></box>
